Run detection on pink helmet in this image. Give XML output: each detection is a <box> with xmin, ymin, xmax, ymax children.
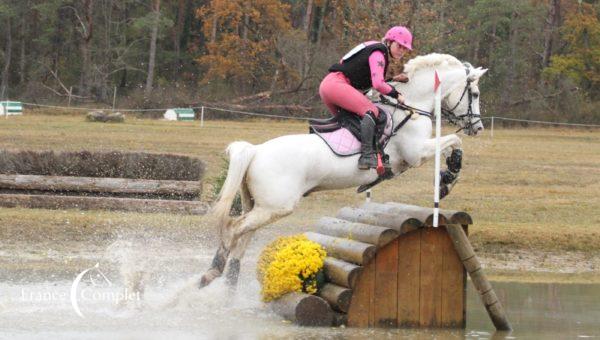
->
<box><xmin>384</xmin><ymin>26</ymin><xmax>413</xmax><ymax>50</ymax></box>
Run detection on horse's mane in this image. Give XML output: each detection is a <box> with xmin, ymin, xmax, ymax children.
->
<box><xmin>403</xmin><ymin>53</ymin><xmax>463</xmax><ymax>77</ymax></box>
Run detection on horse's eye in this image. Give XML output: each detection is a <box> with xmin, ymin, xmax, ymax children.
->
<box><xmin>472</xmin><ymin>93</ymin><xmax>479</xmax><ymax>99</ymax></box>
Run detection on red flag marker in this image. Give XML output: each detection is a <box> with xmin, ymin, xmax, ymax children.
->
<box><xmin>434</xmin><ymin>70</ymin><xmax>441</xmax><ymax>92</ymax></box>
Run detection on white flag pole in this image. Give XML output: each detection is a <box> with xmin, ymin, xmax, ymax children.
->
<box><xmin>433</xmin><ymin>70</ymin><xmax>442</xmax><ymax>228</ymax></box>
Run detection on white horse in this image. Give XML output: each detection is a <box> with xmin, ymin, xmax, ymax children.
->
<box><xmin>201</xmin><ymin>53</ymin><xmax>488</xmax><ymax>287</ymax></box>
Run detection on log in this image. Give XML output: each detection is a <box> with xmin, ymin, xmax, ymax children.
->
<box><xmin>445</xmin><ymin>224</ymin><xmax>511</xmax><ymax>331</ymax></box>
<box><xmin>337</xmin><ymin>207</ymin><xmax>422</xmax><ymax>233</ymax></box>
<box><xmin>86</xmin><ymin>111</ymin><xmax>125</xmax><ymax>123</ymax></box>
<box><xmin>371</xmin><ymin>202</ymin><xmax>473</xmax><ymax>226</ymax></box>
<box><xmin>0</xmin><ymin>193</ymin><xmax>208</xmax><ymax>215</ymax></box>
<box><xmin>361</xmin><ymin>202</ymin><xmax>441</xmax><ymax>225</ymax></box>
<box><xmin>0</xmin><ymin>174</ymin><xmax>202</xmax><ymax>199</ymax></box>
<box><xmin>317</xmin><ymin>283</ymin><xmax>352</xmax><ymax>313</ymax></box>
<box><xmin>316</xmin><ymin>217</ymin><xmax>398</xmax><ymax>247</ymax></box>
<box><xmin>323</xmin><ymin>257</ymin><xmax>362</xmax><ymax>289</ymax></box>
<box><xmin>305</xmin><ymin>232</ymin><xmax>376</xmax><ymax>265</ymax></box>
<box><xmin>269</xmin><ymin>292</ymin><xmax>333</xmax><ymax>327</ymax></box>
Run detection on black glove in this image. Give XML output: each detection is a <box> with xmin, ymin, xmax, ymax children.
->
<box><xmin>387</xmin><ymin>87</ymin><xmax>400</xmax><ymax>99</ymax></box>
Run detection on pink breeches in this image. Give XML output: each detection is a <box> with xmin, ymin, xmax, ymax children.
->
<box><xmin>319</xmin><ymin>72</ymin><xmax>378</xmax><ymax>118</ymax></box>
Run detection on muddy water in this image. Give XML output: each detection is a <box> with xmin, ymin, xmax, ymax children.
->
<box><xmin>1</xmin><ymin>235</ymin><xmax>599</xmax><ymax>339</ymax></box>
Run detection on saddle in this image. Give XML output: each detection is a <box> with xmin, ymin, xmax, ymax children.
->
<box><xmin>309</xmin><ymin>104</ymin><xmax>393</xmax><ymax>157</ymax></box>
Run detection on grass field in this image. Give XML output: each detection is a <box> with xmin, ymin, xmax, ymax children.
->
<box><xmin>1</xmin><ymin>114</ymin><xmax>599</xmax><ymax>258</ymax></box>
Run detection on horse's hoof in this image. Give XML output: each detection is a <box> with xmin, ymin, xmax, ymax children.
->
<box><xmin>198</xmin><ymin>268</ymin><xmax>221</xmax><ymax>288</ymax></box>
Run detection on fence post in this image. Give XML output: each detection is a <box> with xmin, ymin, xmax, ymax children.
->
<box><xmin>491</xmin><ymin>116</ymin><xmax>494</xmax><ymax>138</ymax></box>
<box><xmin>68</xmin><ymin>87</ymin><xmax>73</xmax><ymax>107</ymax></box>
<box><xmin>200</xmin><ymin>106</ymin><xmax>205</xmax><ymax>127</ymax></box>
<box><xmin>112</xmin><ymin>86</ymin><xmax>117</xmax><ymax>112</ymax></box>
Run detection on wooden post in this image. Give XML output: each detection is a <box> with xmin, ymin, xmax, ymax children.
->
<box><xmin>200</xmin><ymin>106</ymin><xmax>204</xmax><ymax>127</ymax></box>
<box><xmin>68</xmin><ymin>86</ymin><xmax>73</xmax><ymax>107</ymax></box>
<box><xmin>445</xmin><ymin>224</ymin><xmax>512</xmax><ymax>331</ymax></box>
<box><xmin>112</xmin><ymin>85</ymin><xmax>117</xmax><ymax>112</ymax></box>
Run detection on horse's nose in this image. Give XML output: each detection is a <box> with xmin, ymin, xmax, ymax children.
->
<box><xmin>474</xmin><ymin>126</ymin><xmax>483</xmax><ymax>136</ymax></box>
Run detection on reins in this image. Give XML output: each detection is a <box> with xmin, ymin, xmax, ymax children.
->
<box><xmin>377</xmin><ymin>63</ymin><xmax>481</xmax><ymax>135</ymax></box>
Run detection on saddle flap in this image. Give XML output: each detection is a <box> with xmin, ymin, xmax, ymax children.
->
<box><xmin>311</xmin><ymin>106</ymin><xmax>394</xmax><ymax>157</ymax></box>
<box><xmin>309</xmin><ymin>116</ymin><xmax>341</xmax><ymax>134</ymax></box>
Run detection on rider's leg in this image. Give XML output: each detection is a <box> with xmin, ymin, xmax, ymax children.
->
<box><xmin>319</xmin><ymin>72</ymin><xmax>381</xmax><ymax>170</ymax></box>
<box><xmin>358</xmin><ymin>110</ymin><xmax>378</xmax><ymax>169</ymax></box>
<box><xmin>319</xmin><ymin>72</ymin><xmax>378</xmax><ymax>117</ymax></box>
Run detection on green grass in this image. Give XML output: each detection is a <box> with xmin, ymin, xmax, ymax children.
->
<box><xmin>1</xmin><ymin>114</ymin><xmax>599</xmax><ymax>254</ymax></box>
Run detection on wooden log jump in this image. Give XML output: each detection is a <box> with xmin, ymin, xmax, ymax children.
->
<box><xmin>0</xmin><ymin>193</ymin><xmax>209</xmax><ymax>215</ymax></box>
<box><xmin>0</xmin><ymin>174</ymin><xmax>202</xmax><ymax>199</ymax></box>
<box><xmin>0</xmin><ymin>150</ymin><xmax>206</xmax><ymax>214</ymax></box>
<box><xmin>269</xmin><ymin>201</ymin><xmax>511</xmax><ymax>330</ymax></box>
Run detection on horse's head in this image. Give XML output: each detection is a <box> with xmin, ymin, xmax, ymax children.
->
<box><xmin>390</xmin><ymin>54</ymin><xmax>489</xmax><ymax>136</ymax></box>
<box><xmin>442</xmin><ymin>63</ymin><xmax>488</xmax><ymax>136</ymax></box>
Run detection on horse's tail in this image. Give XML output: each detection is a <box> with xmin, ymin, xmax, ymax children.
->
<box><xmin>212</xmin><ymin>141</ymin><xmax>257</xmax><ymax>228</ymax></box>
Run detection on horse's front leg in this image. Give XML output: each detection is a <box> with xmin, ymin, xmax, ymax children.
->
<box><xmin>411</xmin><ymin>134</ymin><xmax>462</xmax><ymax>166</ymax></box>
<box><xmin>439</xmin><ymin>148</ymin><xmax>462</xmax><ymax>199</ymax></box>
<box><xmin>408</xmin><ymin>134</ymin><xmax>462</xmax><ymax>199</ymax></box>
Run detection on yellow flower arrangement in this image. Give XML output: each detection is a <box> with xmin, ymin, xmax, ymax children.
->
<box><xmin>257</xmin><ymin>234</ymin><xmax>327</xmax><ymax>302</ymax></box>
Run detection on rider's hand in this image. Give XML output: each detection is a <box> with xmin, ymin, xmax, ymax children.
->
<box><xmin>393</xmin><ymin>73</ymin><xmax>409</xmax><ymax>83</ymax></box>
<box><xmin>396</xmin><ymin>93</ymin><xmax>405</xmax><ymax>104</ymax></box>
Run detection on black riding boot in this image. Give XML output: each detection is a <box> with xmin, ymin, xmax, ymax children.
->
<box><xmin>358</xmin><ymin>112</ymin><xmax>378</xmax><ymax>170</ymax></box>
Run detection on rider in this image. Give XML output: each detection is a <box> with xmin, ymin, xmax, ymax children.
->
<box><xmin>319</xmin><ymin>26</ymin><xmax>413</xmax><ymax>170</ymax></box>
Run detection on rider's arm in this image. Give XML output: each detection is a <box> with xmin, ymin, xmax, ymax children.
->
<box><xmin>368</xmin><ymin>51</ymin><xmax>400</xmax><ymax>98</ymax></box>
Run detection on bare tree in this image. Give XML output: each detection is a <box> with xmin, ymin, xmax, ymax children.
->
<box><xmin>145</xmin><ymin>0</ymin><xmax>161</xmax><ymax>97</ymax></box>
<box><xmin>1</xmin><ymin>18</ymin><xmax>12</xmax><ymax>100</ymax></box>
<box><xmin>542</xmin><ymin>0</ymin><xmax>560</xmax><ymax>68</ymax></box>
<box><xmin>66</xmin><ymin>1</ymin><xmax>94</xmax><ymax>97</ymax></box>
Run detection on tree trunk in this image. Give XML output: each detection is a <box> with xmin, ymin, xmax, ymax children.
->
<box><xmin>174</xmin><ymin>0</ymin><xmax>186</xmax><ymax>59</ymax></box>
<box><xmin>19</xmin><ymin>2</ymin><xmax>28</xmax><ymax>85</ymax></box>
<box><xmin>316</xmin><ymin>0</ymin><xmax>328</xmax><ymax>46</ymax></box>
<box><xmin>438</xmin><ymin>0</ymin><xmax>446</xmax><ymax>50</ymax></box>
<box><xmin>504</xmin><ymin>9</ymin><xmax>518</xmax><ymax>106</ymax></box>
<box><xmin>242</xmin><ymin>9</ymin><xmax>249</xmax><ymax>41</ymax></box>
<box><xmin>407</xmin><ymin>0</ymin><xmax>419</xmax><ymax>32</ymax></box>
<box><xmin>542</xmin><ymin>0</ymin><xmax>560</xmax><ymax>68</ymax></box>
<box><xmin>211</xmin><ymin>12</ymin><xmax>217</xmax><ymax>43</ymax></box>
<box><xmin>302</xmin><ymin>0</ymin><xmax>314</xmax><ymax>84</ymax></box>
<box><xmin>119</xmin><ymin>3</ymin><xmax>129</xmax><ymax>88</ymax></box>
<box><xmin>1</xmin><ymin>18</ymin><xmax>12</xmax><ymax>100</ymax></box>
<box><xmin>304</xmin><ymin>0</ymin><xmax>314</xmax><ymax>38</ymax></box>
<box><xmin>78</xmin><ymin>0</ymin><xmax>93</xmax><ymax>98</ymax></box>
<box><xmin>144</xmin><ymin>0</ymin><xmax>161</xmax><ymax>98</ymax></box>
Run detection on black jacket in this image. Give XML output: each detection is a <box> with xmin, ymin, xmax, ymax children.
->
<box><xmin>328</xmin><ymin>42</ymin><xmax>389</xmax><ymax>91</ymax></box>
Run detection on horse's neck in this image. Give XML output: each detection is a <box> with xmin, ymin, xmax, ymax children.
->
<box><xmin>396</xmin><ymin>68</ymin><xmax>464</xmax><ymax>112</ymax></box>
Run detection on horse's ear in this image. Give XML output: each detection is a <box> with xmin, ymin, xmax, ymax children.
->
<box><xmin>468</xmin><ymin>67</ymin><xmax>488</xmax><ymax>81</ymax></box>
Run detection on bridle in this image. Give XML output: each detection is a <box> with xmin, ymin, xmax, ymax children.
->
<box><xmin>441</xmin><ymin>63</ymin><xmax>482</xmax><ymax>133</ymax></box>
<box><xmin>380</xmin><ymin>63</ymin><xmax>481</xmax><ymax>135</ymax></box>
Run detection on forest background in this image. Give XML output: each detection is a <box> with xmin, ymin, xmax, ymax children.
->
<box><xmin>0</xmin><ymin>0</ymin><xmax>598</xmax><ymax>123</ymax></box>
